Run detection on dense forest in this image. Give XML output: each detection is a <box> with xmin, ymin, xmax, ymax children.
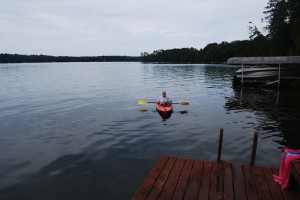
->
<box><xmin>141</xmin><ymin>0</ymin><xmax>300</xmax><ymax>63</ymax></box>
<box><xmin>1</xmin><ymin>0</ymin><xmax>299</xmax><ymax>64</ymax></box>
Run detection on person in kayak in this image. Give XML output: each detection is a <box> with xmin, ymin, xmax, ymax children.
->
<box><xmin>157</xmin><ymin>91</ymin><xmax>172</xmax><ymax>106</ymax></box>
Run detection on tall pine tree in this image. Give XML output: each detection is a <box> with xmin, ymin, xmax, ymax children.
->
<box><xmin>264</xmin><ymin>0</ymin><xmax>300</xmax><ymax>55</ymax></box>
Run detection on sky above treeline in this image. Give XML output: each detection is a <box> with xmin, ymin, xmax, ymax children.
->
<box><xmin>0</xmin><ymin>0</ymin><xmax>268</xmax><ymax>56</ymax></box>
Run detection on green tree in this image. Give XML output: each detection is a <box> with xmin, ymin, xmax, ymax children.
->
<box><xmin>287</xmin><ymin>0</ymin><xmax>300</xmax><ymax>54</ymax></box>
<box><xmin>264</xmin><ymin>0</ymin><xmax>292</xmax><ymax>55</ymax></box>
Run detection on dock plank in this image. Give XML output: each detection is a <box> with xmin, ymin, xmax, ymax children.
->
<box><xmin>197</xmin><ymin>161</ymin><xmax>213</xmax><ymax>200</ymax></box>
<box><xmin>242</xmin><ymin>165</ymin><xmax>259</xmax><ymax>200</ymax></box>
<box><xmin>172</xmin><ymin>159</ymin><xmax>194</xmax><ymax>200</ymax></box>
<box><xmin>184</xmin><ymin>160</ymin><xmax>204</xmax><ymax>200</ymax></box>
<box><xmin>232</xmin><ymin>163</ymin><xmax>247</xmax><ymax>200</ymax></box>
<box><xmin>223</xmin><ymin>162</ymin><xmax>234</xmax><ymax>200</ymax></box>
<box><xmin>252</xmin><ymin>167</ymin><xmax>272</xmax><ymax>200</ymax></box>
<box><xmin>157</xmin><ymin>158</ymin><xmax>185</xmax><ymax>200</ymax></box>
<box><xmin>263</xmin><ymin>167</ymin><xmax>284</xmax><ymax>200</ymax></box>
<box><xmin>210</xmin><ymin>162</ymin><xmax>223</xmax><ymax>200</ymax></box>
<box><xmin>272</xmin><ymin>169</ymin><xmax>298</xmax><ymax>200</ymax></box>
<box><xmin>146</xmin><ymin>157</ymin><xmax>176</xmax><ymax>200</ymax></box>
<box><xmin>133</xmin><ymin>156</ymin><xmax>168</xmax><ymax>200</ymax></box>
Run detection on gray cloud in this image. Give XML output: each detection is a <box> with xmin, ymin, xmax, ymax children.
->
<box><xmin>0</xmin><ymin>0</ymin><xmax>268</xmax><ymax>56</ymax></box>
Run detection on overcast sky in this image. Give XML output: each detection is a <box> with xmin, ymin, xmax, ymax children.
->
<box><xmin>0</xmin><ymin>0</ymin><xmax>268</xmax><ymax>56</ymax></box>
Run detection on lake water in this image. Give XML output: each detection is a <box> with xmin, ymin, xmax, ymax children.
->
<box><xmin>0</xmin><ymin>62</ymin><xmax>300</xmax><ymax>199</ymax></box>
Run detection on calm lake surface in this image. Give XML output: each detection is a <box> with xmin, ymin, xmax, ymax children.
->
<box><xmin>0</xmin><ymin>62</ymin><xmax>300</xmax><ymax>199</ymax></box>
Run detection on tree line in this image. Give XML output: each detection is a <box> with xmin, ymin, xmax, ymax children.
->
<box><xmin>1</xmin><ymin>0</ymin><xmax>299</xmax><ymax>64</ymax></box>
<box><xmin>142</xmin><ymin>0</ymin><xmax>300</xmax><ymax>63</ymax></box>
<box><xmin>0</xmin><ymin>54</ymin><xmax>141</xmax><ymax>63</ymax></box>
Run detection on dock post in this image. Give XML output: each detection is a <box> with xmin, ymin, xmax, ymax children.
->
<box><xmin>250</xmin><ymin>131</ymin><xmax>259</xmax><ymax>166</ymax></box>
<box><xmin>241</xmin><ymin>64</ymin><xmax>244</xmax><ymax>86</ymax></box>
<box><xmin>278</xmin><ymin>64</ymin><xmax>281</xmax><ymax>87</ymax></box>
<box><xmin>217</xmin><ymin>128</ymin><xmax>224</xmax><ymax>162</ymax></box>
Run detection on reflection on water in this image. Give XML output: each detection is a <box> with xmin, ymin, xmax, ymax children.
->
<box><xmin>177</xmin><ymin>110</ymin><xmax>189</xmax><ymax>115</ymax></box>
<box><xmin>157</xmin><ymin>110</ymin><xmax>173</xmax><ymax>121</ymax></box>
<box><xmin>0</xmin><ymin>62</ymin><xmax>299</xmax><ymax>199</ymax></box>
<box><xmin>225</xmin><ymin>87</ymin><xmax>300</xmax><ymax>150</ymax></box>
<box><xmin>0</xmin><ymin>150</ymin><xmax>154</xmax><ymax>200</ymax></box>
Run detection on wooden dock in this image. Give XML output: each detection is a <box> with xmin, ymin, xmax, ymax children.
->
<box><xmin>133</xmin><ymin>156</ymin><xmax>300</xmax><ymax>200</ymax></box>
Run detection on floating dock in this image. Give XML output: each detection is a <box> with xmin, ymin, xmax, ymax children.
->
<box><xmin>133</xmin><ymin>156</ymin><xmax>300</xmax><ymax>200</ymax></box>
<box><xmin>133</xmin><ymin>130</ymin><xmax>300</xmax><ymax>199</ymax></box>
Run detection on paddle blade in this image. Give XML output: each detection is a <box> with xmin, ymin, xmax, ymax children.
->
<box><xmin>179</xmin><ymin>102</ymin><xmax>189</xmax><ymax>106</ymax></box>
<box><xmin>139</xmin><ymin>109</ymin><xmax>148</xmax><ymax>112</ymax></box>
<box><xmin>138</xmin><ymin>100</ymin><xmax>148</xmax><ymax>105</ymax></box>
<box><xmin>178</xmin><ymin>110</ymin><xmax>189</xmax><ymax>114</ymax></box>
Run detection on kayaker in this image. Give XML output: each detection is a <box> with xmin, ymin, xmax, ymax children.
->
<box><xmin>157</xmin><ymin>91</ymin><xmax>172</xmax><ymax>106</ymax></box>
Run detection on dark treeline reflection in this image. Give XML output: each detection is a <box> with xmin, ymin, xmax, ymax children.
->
<box><xmin>225</xmin><ymin>87</ymin><xmax>300</xmax><ymax>150</ymax></box>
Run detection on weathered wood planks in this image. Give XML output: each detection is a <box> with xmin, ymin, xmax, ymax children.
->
<box><xmin>133</xmin><ymin>156</ymin><xmax>300</xmax><ymax>200</ymax></box>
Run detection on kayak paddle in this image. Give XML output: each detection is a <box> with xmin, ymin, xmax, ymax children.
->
<box><xmin>138</xmin><ymin>100</ymin><xmax>189</xmax><ymax>106</ymax></box>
